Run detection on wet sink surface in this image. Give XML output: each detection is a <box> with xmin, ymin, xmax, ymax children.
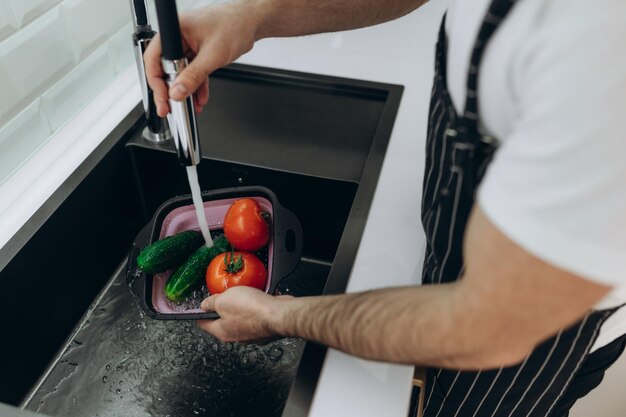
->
<box><xmin>24</xmin><ymin>260</ymin><xmax>307</xmax><ymax>417</ymax></box>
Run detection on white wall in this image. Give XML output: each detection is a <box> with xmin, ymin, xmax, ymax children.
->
<box><xmin>0</xmin><ymin>0</ymin><xmax>210</xmax><ymax>187</ymax></box>
<box><xmin>0</xmin><ymin>0</ymin><xmax>131</xmax><ymax>186</ymax></box>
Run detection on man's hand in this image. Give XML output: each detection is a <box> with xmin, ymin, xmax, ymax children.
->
<box><xmin>144</xmin><ymin>2</ymin><xmax>259</xmax><ymax>117</ymax></box>
<box><xmin>197</xmin><ymin>286</ymin><xmax>291</xmax><ymax>343</ymax></box>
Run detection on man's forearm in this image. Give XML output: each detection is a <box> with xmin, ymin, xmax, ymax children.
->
<box><xmin>271</xmin><ymin>285</ymin><xmax>460</xmax><ymax>367</ymax></box>
<box><xmin>269</xmin><ymin>283</ymin><xmax>528</xmax><ymax>370</ymax></box>
<box><xmin>263</xmin><ymin>206</ymin><xmax>611</xmax><ymax>370</ymax></box>
<box><xmin>254</xmin><ymin>0</ymin><xmax>429</xmax><ymax>40</ymax></box>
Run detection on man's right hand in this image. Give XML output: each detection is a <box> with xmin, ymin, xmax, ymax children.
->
<box><xmin>144</xmin><ymin>1</ymin><xmax>260</xmax><ymax>117</ymax></box>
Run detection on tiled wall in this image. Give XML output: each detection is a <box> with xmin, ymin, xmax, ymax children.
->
<box><xmin>0</xmin><ymin>0</ymin><xmax>211</xmax><ymax>185</ymax></box>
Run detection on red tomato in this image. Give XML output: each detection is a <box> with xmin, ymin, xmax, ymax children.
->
<box><xmin>223</xmin><ymin>198</ymin><xmax>270</xmax><ymax>251</ymax></box>
<box><xmin>206</xmin><ymin>251</ymin><xmax>267</xmax><ymax>294</ymax></box>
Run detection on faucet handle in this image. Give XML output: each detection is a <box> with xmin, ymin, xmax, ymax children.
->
<box><xmin>154</xmin><ymin>0</ymin><xmax>185</xmax><ymax>60</ymax></box>
<box><xmin>155</xmin><ymin>0</ymin><xmax>202</xmax><ymax>166</ymax></box>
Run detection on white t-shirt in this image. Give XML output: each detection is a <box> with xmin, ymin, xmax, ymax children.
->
<box><xmin>445</xmin><ymin>0</ymin><xmax>626</xmax><ymax>351</ymax></box>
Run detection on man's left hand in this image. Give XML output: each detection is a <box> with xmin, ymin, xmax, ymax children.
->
<box><xmin>198</xmin><ymin>286</ymin><xmax>290</xmax><ymax>343</ymax></box>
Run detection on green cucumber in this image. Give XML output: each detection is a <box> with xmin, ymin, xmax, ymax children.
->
<box><xmin>165</xmin><ymin>236</ymin><xmax>230</xmax><ymax>302</ymax></box>
<box><xmin>137</xmin><ymin>230</ymin><xmax>204</xmax><ymax>274</ymax></box>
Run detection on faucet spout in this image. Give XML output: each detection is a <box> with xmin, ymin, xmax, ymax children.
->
<box><xmin>129</xmin><ymin>0</ymin><xmax>172</xmax><ymax>143</ymax></box>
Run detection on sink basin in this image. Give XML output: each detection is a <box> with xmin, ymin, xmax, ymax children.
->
<box><xmin>0</xmin><ymin>64</ymin><xmax>402</xmax><ymax>416</ymax></box>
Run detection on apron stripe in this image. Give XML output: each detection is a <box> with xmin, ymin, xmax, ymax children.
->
<box><xmin>505</xmin><ymin>331</ymin><xmax>564</xmax><ymax>417</ymax></box>
<box><xmin>434</xmin><ymin>371</ymin><xmax>461</xmax><ymax>417</ymax></box>
<box><xmin>452</xmin><ymin>371</ymin><xmax>482</xmax><ymax>417</ymax></box>
<box><xmin>469</xmin><ymin>368</ymin><xmax>503</xmax><ymax>417</ymax></box>
<box><xmin>423</xmin><ymin>367</ymin><xmax>445</xmax><ymax>414</ymax></box>
<box><xmin>537</xmin><ymin>312</ymin><xmax>609</xmax><ymax>417</ymax></box>
<box><xmin>524</xmin><ymin>315</ymin><xmax>591</xmax><ymax>414</ymax></box>
<box><xmin>437</xmin><ymin>169</ymin><xmax>463</xmax><ymax>283</ymax></box>
<box><xmin>424</xmin><ymin>109</ymin><xmax>449</xmax><ymax>212</ymax></box>
<box><xmin>486</xmin><ymin>355</ymin><xmax>532</xmax><ymax>417</ymax></box>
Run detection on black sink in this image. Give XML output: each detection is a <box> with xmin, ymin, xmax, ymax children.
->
<box><xmin>0</xmin><ymin>64</ymin><xmax>402</xmax><ymax>416</ymax></box>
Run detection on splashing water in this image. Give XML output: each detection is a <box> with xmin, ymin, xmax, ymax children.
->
<box><xmin>185</xmin><ymin>165</ymin><xmax>213</xmax><ymax>247</ymax></box>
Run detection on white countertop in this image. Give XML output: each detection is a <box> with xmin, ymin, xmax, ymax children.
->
<box><xmin>237</xmin><ymin>2</ymin><xmax>449</xmax><ymax>416</ymax></box>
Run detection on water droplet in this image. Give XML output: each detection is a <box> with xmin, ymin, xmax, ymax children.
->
<box><xmin>269</xmin><ymin>346</ymin><xmax>284</xmax><ymax>361</ymax></box>
<box><xmin>105</xmin><ymin>364</ymin><xmax>111</xmax><ymax>371</ymax></box>
<box><xmin>102</xmin><ymin>376</ymin><xmax>108</xmax><ymax>383</ymax></box>
<box><xmin>115</xmin><ymin>389</ymin><xmax>121</xmax><ymax>394</ymax></box>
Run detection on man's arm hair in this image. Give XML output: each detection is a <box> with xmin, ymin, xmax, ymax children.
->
<box><xmin>269</xmin><ymin>206</ymin><xmax>611</xmax><ymax>369</ymax></box>
<box><xmin>255</xmin><ymin>0</ymin><xmax>430</xmax><ymax>40</ymax></box>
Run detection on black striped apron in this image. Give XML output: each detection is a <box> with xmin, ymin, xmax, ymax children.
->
<box><xmin>419</xmin><ymin>1</ymin><xmax>619</xmax><ymax>416</ymax></box>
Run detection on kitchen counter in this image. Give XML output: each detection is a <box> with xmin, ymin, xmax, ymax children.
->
<box><xmin>236</xmin><ymin>2</ymin><xmax>450</xmax><ymax>416</ymax></box>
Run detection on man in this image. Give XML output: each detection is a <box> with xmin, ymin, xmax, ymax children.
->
<box><xmin>145</xmin><ymin>0</ymin><xmax>626</xmax><ymax>415</ymax></box>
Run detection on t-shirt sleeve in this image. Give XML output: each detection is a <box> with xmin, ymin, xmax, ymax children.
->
<box><xmin>477</xmin><ymin>4</ymin><xmax>626</xmax><ymax>287</ymax></box>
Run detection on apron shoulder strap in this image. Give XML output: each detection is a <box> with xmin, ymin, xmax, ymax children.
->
<box><xmin>461</xmin><ymin>0</ymin><xmax>519</xmax><ymax>137</ymax></box>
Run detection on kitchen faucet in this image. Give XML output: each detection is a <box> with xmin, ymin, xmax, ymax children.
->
<box><xmin>130</xmin><ymin>0</ymin><xmax>202</xmax><ymax>166</ymax></box>
<box><xmin>129</xmin><ymin>0</ymin><xmax>172</xmax><ymax>143</ymax></box>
